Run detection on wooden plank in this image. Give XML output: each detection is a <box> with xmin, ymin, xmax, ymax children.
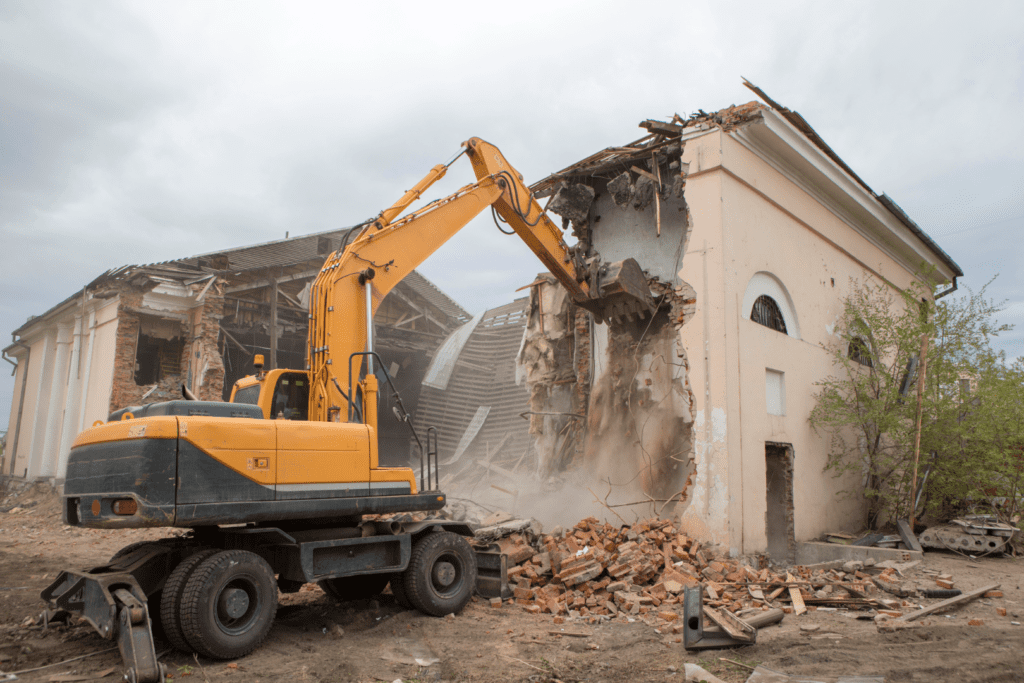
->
<box><xmin>703</xmin><ymin>607</ymin><xmax>755</xmax><ymax>642</ymax></box>
<box><xmin>897</xmin><ymin>519</ymin><xmax>924</xmax><ymax>553</ymax></box>
<box><xmin>897</xmin><ymin>583</ymin><xmax>1000</xmax><ymax>622</ymax></box>
<box><xmin>630</xmin><ymin>165</ymin><xmax>659</xmax><ymax>183</ymax></box>
<box><xmin>786</xmin><ymin>572</ymin><xmax>806</xmax><ymax>615</ymax></box>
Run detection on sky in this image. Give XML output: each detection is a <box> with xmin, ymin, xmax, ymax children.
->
<box><xmin>2</xmin><ymin>0</ymin><xmax>1023</xmax><ymax>431</ymax></box>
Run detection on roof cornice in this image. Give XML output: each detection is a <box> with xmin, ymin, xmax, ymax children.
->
<box><xmin>731</xmin><ymin>109</ymin><xmax>961</xmax><ymax>284</ymax></box>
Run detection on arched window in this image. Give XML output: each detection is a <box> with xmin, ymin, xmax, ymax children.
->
<box><xmin>848</xmin><ymin>336</ymin><xmax>873</xmax><ymax>368</ymax></box>
<box><xmin>751</xmin><ymin>295</ymin><xmax>788</xmax><ymax>334</ymax></box>
<box><xmin>741</xmin><ymin>272</ymin><xmax>800</xmax><ymax>339</ymax></box>
<box><xmin>847</xmin><ymin>320</ymin><xmax>874</xmax><ymax>368</ymax></box>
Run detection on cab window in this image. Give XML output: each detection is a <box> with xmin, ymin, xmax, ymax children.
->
<box><xmin>232</xmin><ymin>385</ymin><xmax>261</xmax><ymax>406</ymax></box>
<box><xmin>272</xmin><ymin>374</ymin><xmax>309</xmax><ymax>420</ymax></box>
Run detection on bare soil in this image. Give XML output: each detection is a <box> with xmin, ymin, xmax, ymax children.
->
<box><xmin>1</xmin><ymin>482</ymin><xmax>1023</xmax><ymax>682</ymax></box>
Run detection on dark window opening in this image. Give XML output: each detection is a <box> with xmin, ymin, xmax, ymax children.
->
<box><xmin>135</xmin><ymin>334</ymin><xmax>183</xmax><ymax>385</ymax></box>
<box><xmin>751</xmin><ymin>295</ymin><xmax>787</xmax><ymax>334</ymax></box>
<box><xmin>272</xmin><ymin>372</ymin><xmax>309</xmax><ymax>420</ymax></box>
<box><xmin>848</xmin><ymin>336</ymin><xmax>873</xmax><ymax>367</ymax></box>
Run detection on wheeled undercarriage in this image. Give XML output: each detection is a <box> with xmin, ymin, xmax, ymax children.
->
<box><xmin>43</xmin><ymin>518</ymin><xmax>502</xmax><ymax>683</ymax></box>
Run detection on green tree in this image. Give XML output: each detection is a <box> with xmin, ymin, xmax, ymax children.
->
<box><xmin>809</xmin><ymin>277</ymin><xmax>1016</xmax><ymax>528</ymax></box>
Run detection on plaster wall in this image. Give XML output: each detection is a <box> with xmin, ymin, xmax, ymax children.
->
<box><xmin>674</xmin><ymin>131</ymin><xmax>733</xmax><ymax>551</ymax></box>
<box><xmin>38</xmin><ymin>324</ymin><xmax>75</xmax><ymax>478</ymax></box>
<box><xmin>718</xmin><ymin>132</ymin><xmax>934</xmax><ymax>555</ymax></box>
<box><xmin>589</xmin><ymin>184</ymin><xmax>688</xmax><ymax>279</ymax></box>
<box><xmin>4</xmin><ymin>354</ymin><xmax>28</xmax><ymax>476</ymax></box>
<box><xmin>13</xmin><ymin>333</ymin><xmax>50</xmax><ymax>478</ymax></box>
<box><xmin>82</xmin><ymin>299</ymin><xmax>120</xmax><ymax>429</ymax></box>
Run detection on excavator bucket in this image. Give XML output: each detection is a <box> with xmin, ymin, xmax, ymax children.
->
<box><xmin>592</xmin><ymin>257</ymin><xmax>655</xmax><ymax>322</ymax></box>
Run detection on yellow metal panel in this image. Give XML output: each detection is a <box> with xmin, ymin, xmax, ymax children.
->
<box><xmin>276</xmin><ymin>421</ymin><xmax>370</xmax><ymax>485</ymax></box>
<box><xmin>180</xmin><ymin>417</ymin><xmax>277</xmax><ymax>486</ymax></box>
<box><xmin>73</xmin><ymin>417</ymin><xmax>178</xmax><ymax>447</ymax></box>
<box><xmin>369</xmin><ymin>467</ymin><xmax>418</xmax><ymax>494</ymax></box>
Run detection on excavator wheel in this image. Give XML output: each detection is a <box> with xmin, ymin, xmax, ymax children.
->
<box><xmin>317</xmin><ymin>573</ymin><xmax>391</xmax><ymax>602</ymax></box>
<box><xmin>178</xmin><ymin>550</ymin><xmax>278</xmax><ymax>660</ymax></box>
<box><xmin>160</xmin><ymin>548</ymin><xmax>219</xmax><ymax>653</ymax></box>
<box><xmin>402</xmin><ymin>532</ymin><xmax>477</xmax><ymax>617</ymax></box>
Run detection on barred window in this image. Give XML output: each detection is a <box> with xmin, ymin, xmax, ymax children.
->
<box><xmin>751</xmin><ymin>295</ymin><xmax>787</xmax><ymax>334</ymax></box>
<box><xmin>848</xmin><ymin>336</ymin><xmax>873</xmax><ymax>368</ymax></box>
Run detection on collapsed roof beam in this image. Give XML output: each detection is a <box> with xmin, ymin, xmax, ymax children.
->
<box><xmin>225</xmin><ymin>268</ymin><xmax>321</xmax><ymax>294</ymax></box>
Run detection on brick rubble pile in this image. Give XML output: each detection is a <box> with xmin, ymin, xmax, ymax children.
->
<box><xmin>478</xmin><ymin>516</ymin><xmax>935</xmax><ymax>624</ymax></box>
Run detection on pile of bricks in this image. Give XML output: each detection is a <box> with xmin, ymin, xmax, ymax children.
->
<box><xmin>485</xmin><ymin>516</ymin><xmax>934</xmax><ymax>624</ymax></box>
<box><xmin>494</xmin><ymin>516</ymin><xmax>735</xmax><ymax>620</ymax></box>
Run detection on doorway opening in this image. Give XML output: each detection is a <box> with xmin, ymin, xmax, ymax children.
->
<box><xmin>765</xmin><ymin>442</ymin><xmax>795</xmax><ymax>564</ymax></box>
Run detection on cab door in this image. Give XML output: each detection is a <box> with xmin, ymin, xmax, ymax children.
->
<box><xmin>274</xmin><ymin>421</ymin><xmax>371</xmax><ymax>500</ymax></box>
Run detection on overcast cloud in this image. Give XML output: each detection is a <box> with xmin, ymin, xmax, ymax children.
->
<box><xmin>2</xmin><ymin>1</ymin><xmax>1023</xmax><ymax>429</ymax></box>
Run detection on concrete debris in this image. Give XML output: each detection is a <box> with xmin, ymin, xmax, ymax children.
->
<box><xmin>631</xmin><ymin>175</ymin><xmax>655</xmax><ymax>210</ymax></box>
<box><xmin>607</xmin><ymin>172</ymin><xmax>632</xmax><ymax>209</ymax></box>
<box><xmin>548</xmin><ymin>183</ymin><xmax>595</xmax><ymax>230</ymax></box>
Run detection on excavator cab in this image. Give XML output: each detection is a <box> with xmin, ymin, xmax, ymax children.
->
<box><xmin>229</xmin><ymin>366</ymin><xmax>310</xmax><ymax>421</ymax></box>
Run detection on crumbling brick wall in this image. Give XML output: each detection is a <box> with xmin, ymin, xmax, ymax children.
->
<box><xmin>185</xmin><ymin>281</ymin><xmax>226</xmax><ymax>402</ymax></box>
<box><xmin>108</xmin><ymin>285</ymin><xmax>144</xmax><ymax>413</ymax></box>
<box><xmin>107</xmin><ymin>278</ymin><xmax>226</xmax><ymax>413</ymax></box>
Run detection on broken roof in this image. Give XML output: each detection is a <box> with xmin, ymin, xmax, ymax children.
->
<box><xmin>10</xmin><ymin>226</ymin><xmax>469</xmax><ymax>339</ymax></box>
<box><xmin>532</xmin><ymin>81</ymin><xmax>962</xmax><ymax>282</ymax></box>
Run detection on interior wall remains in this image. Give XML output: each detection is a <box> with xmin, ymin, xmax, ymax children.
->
<box><xmin>516</xmin><ymin>144</ymin><xmax>698</xmax><ymax>528</ymax></box>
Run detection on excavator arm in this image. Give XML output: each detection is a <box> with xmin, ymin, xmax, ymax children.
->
<box><xmin>307</xmin><ymin>137</ymin><xmax>652</xmax><ymax>423</ymax></box>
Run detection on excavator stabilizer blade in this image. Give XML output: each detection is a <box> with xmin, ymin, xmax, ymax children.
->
<box><xmin>592</xmin><ymin>258</ymin><xmax>654</xmax><ymax>322</ymax></box>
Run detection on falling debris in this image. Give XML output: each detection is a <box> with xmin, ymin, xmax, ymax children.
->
<box><xmin>548</xmin><ymin>183</ymin><xmax>595</xmax><ymax>232</ymax></box>
<box><xmin>607</xmin><ymin>172</ymin><xmax>632</xmax><ymax>209</ymax></box>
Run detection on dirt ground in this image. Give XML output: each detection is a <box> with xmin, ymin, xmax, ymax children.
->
<box><xmin>1</xmin><ymin>482</ymin><xmax>1022</xmax><ymax>683</ymax></box>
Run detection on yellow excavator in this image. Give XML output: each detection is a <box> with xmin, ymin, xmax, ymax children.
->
<box><xmin>43</xmin><ymin>138</ymin><xmax>653</xmax><ymax>682</ymax></box>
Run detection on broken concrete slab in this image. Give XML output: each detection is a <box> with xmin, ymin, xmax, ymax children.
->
<box><xmin>548</xmin><ymin>183</ymin><xmax>595</xmax><ymax>228</ymax></box>
<box><xmin>607</xmin><ymin>172</ymin><xmax>632</xmax><ymax>208</ymax></box>
<box><xmin>896</xmin><ymin>519</ymin><xmax>923</xmax><ymax>553</ymax></box>
<box><xmin>796</xmin><ymin>541</ymin><xmax>922</xmax><ymax>566</ymax></box>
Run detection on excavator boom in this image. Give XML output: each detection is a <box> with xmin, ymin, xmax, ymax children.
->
<box><xmin>307</xmin><ymin>137</ymin><xmax>653</xmax><ymax>423</ymax></box>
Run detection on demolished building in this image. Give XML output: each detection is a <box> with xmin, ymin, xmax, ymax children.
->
<box><xmin>2</xmin><ymin>228</ymin><xmax>468</xmax><ymax>482</ymax></box>
<box><xmin>429</xmin><ymin>84</ymin><xmax>962</xmax><ymax>560</ymax></box>
<box><xmin>2</xmin><ymin>83</ymin><xmax>964</xmax><ymax>563</ymax></box>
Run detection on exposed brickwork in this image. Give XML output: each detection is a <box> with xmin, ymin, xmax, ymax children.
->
<box><xmin>571</xmin><ymin>306</ymin><xmax>591</xmax><ymax>466</ymax></box>
<box><xmin>107</xmin><ymin>279</ymin><xmax>226</xmax><ymax>413</ymax></box>
<box><xmin>108</xmin><ymin>284</ymin><xmax>148</xmax><ymax>413</ymax></box>
<box><xmin>186</xmin><ymin>281</ymin><xmax>226</xmax><ymax>401</ymax></box>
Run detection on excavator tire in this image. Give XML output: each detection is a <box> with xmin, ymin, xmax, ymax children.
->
<box><xmin>160</xmin><ymin>548</ymin><xmax>219</xmax><ymax>653</ymax></box>
<box><xmin>318</xmin><ymin>574</ymin><xmax>391</xmax><ymax>602</ymax></box>
<box><xmin>178</xmin><ymin>550</ymin><xmax>278</xmax><ymax>660</ymax></box>
<box><xmin>403</xmin><ymin>532</ymin><xmax>476</xmax><ymax>617</ymax></box>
